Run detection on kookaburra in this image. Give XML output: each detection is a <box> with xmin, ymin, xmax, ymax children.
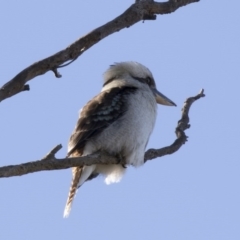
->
<box><xmin>63</xmin><ymin>61</ymin><xmax>176</xmax><ymax>217</ymax></box>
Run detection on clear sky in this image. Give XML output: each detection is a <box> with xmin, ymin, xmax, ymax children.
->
<box><xmin>1</xmin><ymin>1</ymin><xmax>240</xmax><ymax>239</ymax></box>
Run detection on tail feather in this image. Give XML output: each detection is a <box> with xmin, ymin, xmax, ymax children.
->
<box><xmin>63</xmin><ymin>167</ymin><xmax>82</xmax><ymax>218</ymax></box>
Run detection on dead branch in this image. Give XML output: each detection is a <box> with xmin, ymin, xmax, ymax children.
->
<box><xmin>0</xmin><ymin>89</ymin><xmax>205</xmax><ymax>178</ymax></box>
<box><xmin>0</xmin><ymin>0</ymin><xmax>199</xmax><ymax>102</ymax></box>
<box><xmin>144</xmin><ymin>89</ymin><xmax>205</xmax><ymax>161</ymax></box>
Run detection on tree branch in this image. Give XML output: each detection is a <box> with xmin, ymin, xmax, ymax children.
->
<box><xmin>0</xmin><ymin>0</ymin><xmax>199</xmax><ymax>102</ymax></box>
<box><xmin>0</xmin><ymin>89</ymin><xmax>205</xmax><ymax>178</ymax></box>
<box><xmin>144</xmin><ymin>89</ymin><xmax>205</xmax><ymax>161</ymax></box>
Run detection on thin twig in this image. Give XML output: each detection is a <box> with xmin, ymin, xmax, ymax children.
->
<box><xmin>144</xmin><ymin>89</ymin><xmax>205</xmax><ymax>161</ymax></box>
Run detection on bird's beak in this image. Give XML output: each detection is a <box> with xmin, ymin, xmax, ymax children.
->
<box><xmin>152</xmin><ymin>88</ymin><xmax>176</xmax><ymax>106</ymax></box>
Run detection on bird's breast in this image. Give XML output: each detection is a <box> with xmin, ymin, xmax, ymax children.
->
<box><xmin>86</xmin><ymin>88</ymin><xmax>157</xmax><ymax>167</ymax></box>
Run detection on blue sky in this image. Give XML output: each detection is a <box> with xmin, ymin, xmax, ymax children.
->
<box><xmin>1</xmin><ymin>0</ymin><xmax>240</xmax><ymax>239</ymax></box>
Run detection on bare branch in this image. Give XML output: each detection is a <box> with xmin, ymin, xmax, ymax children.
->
<box><xmin>0</xmin><ymin>0</ymin><xmax>199</xmax><ymax>102</ymax></box>
<box><xmin>0</xmin><ymin>90</ymin><xmax>205</xmax><ymax>178</ymax></box>
<box><xmin>0</xmin><ymin>148</ymin><xmax>119</xmax><ymax>178</ymax></box>
<box><xmin>144</xmin><ymin>89</ymin><xmax>205</xmax><ymax>161</ymax></box>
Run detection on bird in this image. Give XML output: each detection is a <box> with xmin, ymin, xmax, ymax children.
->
<box><xmin>63</xmin><ymin>61</ymin><xmax>176</xmax><ymax>217</ymax></box>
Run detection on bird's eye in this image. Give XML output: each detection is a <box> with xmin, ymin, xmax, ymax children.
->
<box><xmin>146</xmin><ymin>77</ymin><xmax>152</xmax><ymax>85</ymax></box>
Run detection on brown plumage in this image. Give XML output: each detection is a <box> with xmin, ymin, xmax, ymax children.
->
<box><xmin>65</xmin><ymin>163</ymin><xmax>83</xmax><ymax>214</ymax></box>
<box><xmin>64</xmin><ymin>86</ymin><xmax>137</xmax><ymax>217</ymax></box>
<box><xmin>63</xmin><ymin>61</ymin><xmax>176</xmax><ymax>218</ymax></box>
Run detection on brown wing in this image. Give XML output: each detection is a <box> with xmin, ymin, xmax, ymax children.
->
<box><xmin>67</xmin><ymin>86</ymin><xmax>137</xmax><ymax>157</ymax></box>
<box><xmin>64</xmin><ymin>86</ymin><xmax>137</xmax><ymax>217</ymax></box>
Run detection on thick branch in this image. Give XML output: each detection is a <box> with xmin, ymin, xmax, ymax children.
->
<box><xmin>0</xmin><ymin>89</ymin><xmax>205</xmax><ymax>178</ymax></box>
<box><xmin>0</xmin><ymin>0</ymin><xmax>199</xmax><ymax>102</ymax></box>
<box><xmin>0</xmin><ymin>149</ymin><xmax>118</xmax><ymax>178</ymax></box>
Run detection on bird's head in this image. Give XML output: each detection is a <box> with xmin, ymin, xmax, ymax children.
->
<box><xmin>103</xmin><ymin>61</ymin><xmax>176</xmax><ymax>106</ymax></box>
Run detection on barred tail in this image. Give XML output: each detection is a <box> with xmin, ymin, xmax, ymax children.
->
<box><xmin>63</xmin><ymin>167</ymin><xmax>82</xmax><ymax>218</ymax></box>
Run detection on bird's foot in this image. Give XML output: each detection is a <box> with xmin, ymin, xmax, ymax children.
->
<box><xmin>115</xmin><ymin>153</ymin><xmax>127</xmax><ymax>168</ymax></box>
